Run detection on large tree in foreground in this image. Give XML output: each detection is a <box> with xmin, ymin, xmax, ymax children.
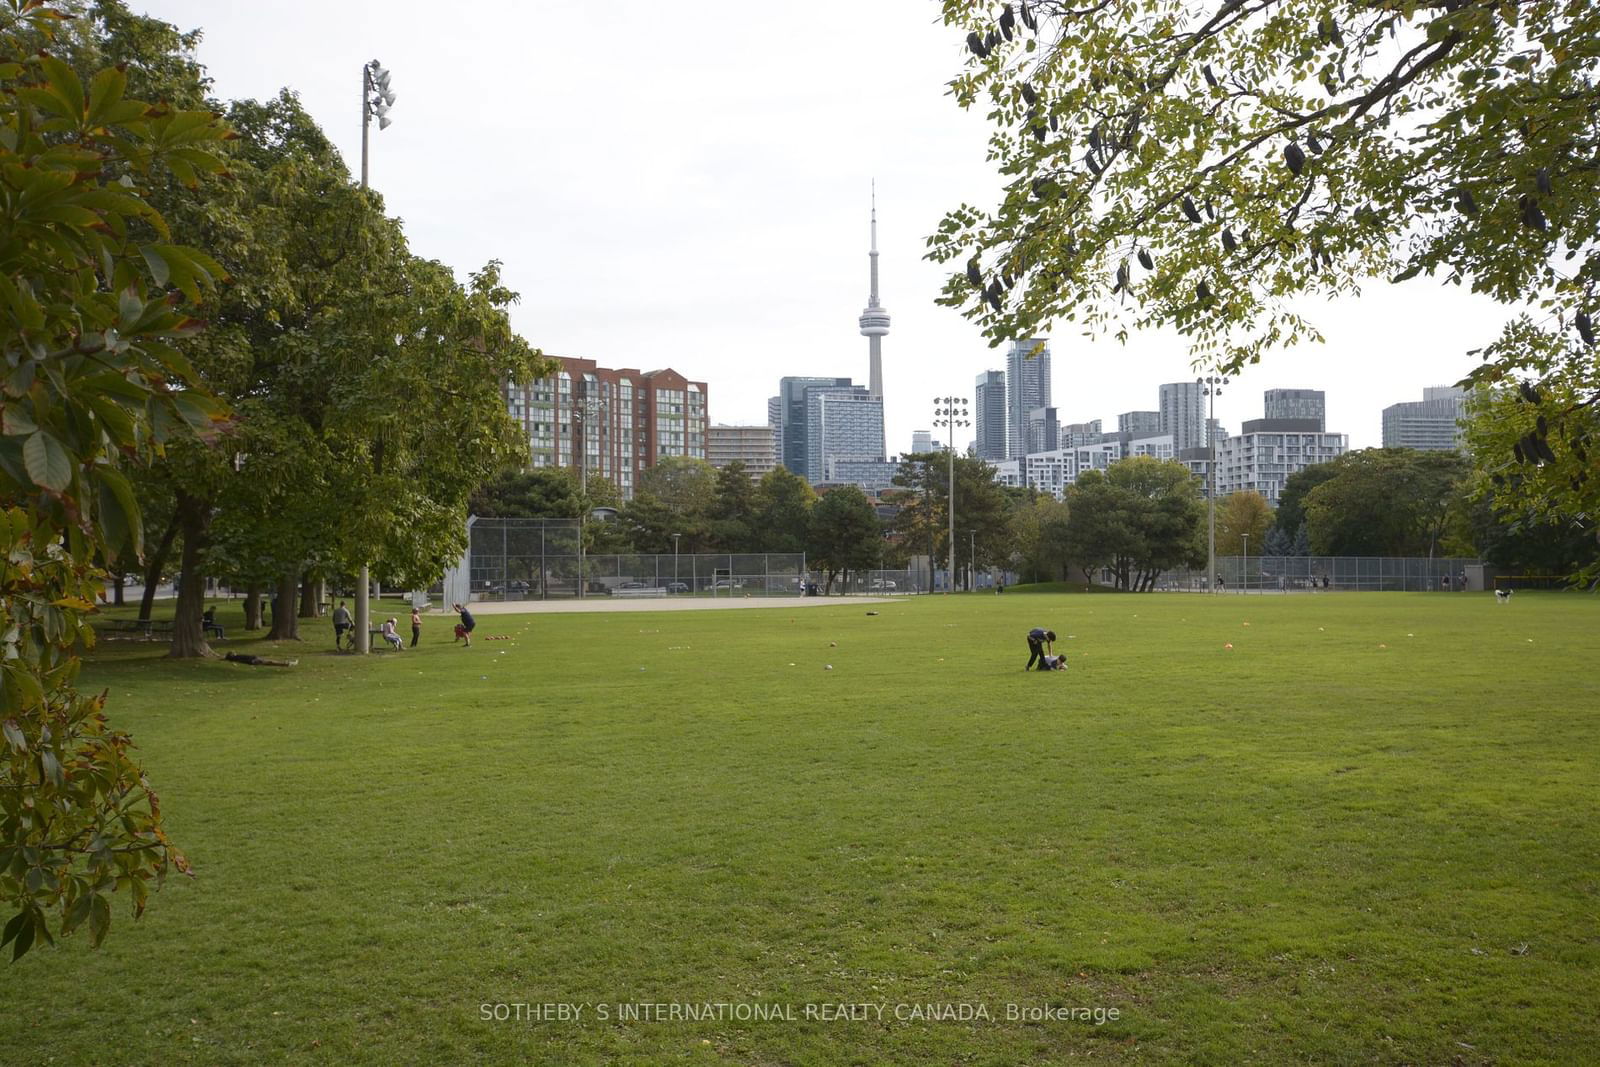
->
<box><xmin>1</xmin><ymin>2</ymin><xmax>231</xmax><ymax>958</ymax></box>
<box><xmin>932</xmin><ymin>0</ymin><xmax>1599</xmax><ymax>564</ymax></box>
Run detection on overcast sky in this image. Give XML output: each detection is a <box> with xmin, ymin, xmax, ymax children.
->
<box><xmin>134</xmin><ymin>0</ymin><xmax>1511</xmax><ymax>452</ymax></box>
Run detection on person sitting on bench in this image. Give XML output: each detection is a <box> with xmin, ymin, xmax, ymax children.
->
<box><xmin>202</xmin><ymin>606</ymin><xmax>224</xmax><ymax>640</ymax></box>
<box><xmin>379</xmin><ymin>617</ymin><xmax>404</xmax><ymax>651</ymax></box>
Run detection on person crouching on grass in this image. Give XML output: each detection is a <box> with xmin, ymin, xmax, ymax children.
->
<box><xmin>1040</xmin><ymin>651</ymin><xmax>1068</xmax><ymax>671</ymax></box>
<box><xmin>452</xmin><ymin>602</ymin><xmax>475</xmax><ymax>647</ymax></box>
<box><xmin>1026</xmin><ymin>627</ymin><xmax>1057</xmax><ymax>671</ymax></box>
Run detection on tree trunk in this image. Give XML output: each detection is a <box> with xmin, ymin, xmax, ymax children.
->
<box><xmin>167</xmin><ymin>492</ymin><xmax>213</xmax><ymax>659</ymax></box>
<box><xmin>112</xmin><ymin>573</ymin><xmax>125</xmax><ymax>606</ymax></box>
<box><xmin>298</xmin><ymin>573</ymin><xmax>317</xmax><ymax>618</ymax></box>
<box><xmin>139</xmin><ymin>512</ymin><xmax>180</xmax><ymax>622</ymax></box>
<box><xmin>268</xmin><ymin>571</ymin><xmax>301</xmax><ymax>641</ymax></box>
<box><xmin>244</xmin><ymin>584</ymin><xmax>263</xmax><ymax>630</ymax></box>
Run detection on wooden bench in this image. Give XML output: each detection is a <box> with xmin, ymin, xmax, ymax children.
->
<box><xmin>104</xmin><ymin>618</ymin><xmax>173</xmax><ymax>638</ymax></box>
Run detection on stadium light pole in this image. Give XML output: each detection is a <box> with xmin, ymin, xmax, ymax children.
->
<box><xmin>354</xmin><ymin>59</ymin><xmax>396</xmax><ymax>653</ymax></box>
<box><xmin>1198</xmin><ymin>375</ymin><xmax>1227</xmax><ymax>595</ymax></box>
<box><xmin>932</xmin><ymin>397</ymin><xmax>970</xmax><ymax>594</ymax></box>
<box><xmin>671</xmin><ymin>533</ymin><xmax>681</xmax><ymax>595</ymax></box>
<box><xmin>1242</xmin><ymin>533</ymin><xmax>1249</xmax><ymax>595</ymax></box>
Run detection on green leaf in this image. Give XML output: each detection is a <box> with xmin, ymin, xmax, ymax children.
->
<box><xmin>9</xmin><ymin>909</ymin><xmax>35</xmax><ymax>961</ymax></box>
<box><xmin>37</xmin><ymin>54</ymin><xmax>86</xmax><ymax>121</ymax></box>
<box><xmin>2</xmin><ymin>403</ymin><xmax>37</xmax><ymax>435</ymax></box>
<box><xmin>1</xmin><ymin>909</ymin><xmax>28</xmax><ymax>953</ymax></box>
<box><xmin>96</xmin><ymin>467</ymin><xmax>143</xmax><ymax>561</ymax></box>
<box><xmin>1</xmin><ymin>717</ymin><xmax>26</xmax><ymax>753</ymax></box>
<box><xmin>22</xmin><ymin>431</ymin><xmax>72</xmax><ymax>492</ymax></box>
<box><xmin>88</xmin><ymin>894</ymin><xmax>112</xmax><ymax>948</ymax></box>
<box><xmin>86</xmin><ymin>66</ymin><xmax>127</xmax><ymax>126</ymax></box>
<box><xmin>139</xmin><ymin>245</ymin><xmax>170</xmax><ymax>288</ymax></box>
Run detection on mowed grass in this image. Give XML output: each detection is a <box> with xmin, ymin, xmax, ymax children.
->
<box><xmin>5</xmin><ymin>592</ymin><xmax>1598</xmax><ymax>1064</ymax></box>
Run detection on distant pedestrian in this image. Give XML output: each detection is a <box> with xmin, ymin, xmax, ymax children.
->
<box><xmin>452</xmin><ymin>603</ymin><xmax>476</xmax><ymax>647</ymax></box>
<box><xmin>410</xmin><ymin>606</ymin><xmax>422</xmax><ymax>647</ymax></box>
<box><xmin>379</xmin><ymin>617</ymin><xmax>404</xmax><ymax>651</ymax></box>
<box><xmin>1025</xmin><ymin>627</ymin><xmax>1057</xmax><ymax>671</ymax></box>
<box><xmin>331</xmin><ymin>600</ymin><xmax>352</xmax><ymax>648</ymax></box>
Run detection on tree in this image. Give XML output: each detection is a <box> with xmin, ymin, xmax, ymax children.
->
<box><xmin>470</xmin><ymin>468</ymin><xmax>586</xmax><ymax>519</ymax></box>
<box><xmin>807</xmin><ymin>486</ymin><xmax>882</xmax><ymax>593</ymax></box>
<box><xmin>1063</xmin><ymin>458</ymin><xmax>1204</xmax><ymax>590</ymax></box>
<box><xmin>887</xmin><ymin>450</ymin><xmax>1013</xmax><ymax>587</ymax></box>
<box><xmin>1302</xmin><ymin>449</ymin><xmax>1473</xmax><ymax>556</ymax></box>
<box><xmin>1216</xmin><ymin>491</ymin><xmax>1273</xmax><ymax>557</ymax></box>
<box><xmin>933</xmin><ymin>0</ymin><xmax>1600</xmax><ymax>545</ymax></box>
<box><xmin>706</xmin><ymin>462</ymin><xmax>759</xmax><ymax>552</ymax></box>
<box><xmin>1008</xmin><ymin>493</ymin><xmax>1073</xmax><ymax>583</ymax></box>
<box><xmin>1272</xmin><ymin>464</ymin><xmax>1340</xmax><ymax>544</ymax></box>
<box><xmin>635</xmin><ymin>456</ymin><xmax>717</xmax><ymax>520</ymax></box>
<box><xmin>1459</xmin><ymin>353</ymin><xmax>1600</xmax><ymax>587</ymax></box>
<box><xmin>1</xmin><ymin>5</ymin><xmax>232</xmax><ymax>958</ymax></box>
<box><xmin>752</xmin><ymin>466</ymin><xmax>816</xmax><ymax>554</ymax></box>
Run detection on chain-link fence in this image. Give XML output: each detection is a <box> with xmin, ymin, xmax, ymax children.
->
<box><xmin>442</xmin><ymin>518</ymin><xmax>811</xmax><ymax>602</ymax></box>
<box><xmin>1156</xmin><ymin>556</ymin><xmax>1483</xmax><ymax>593</ymax></box>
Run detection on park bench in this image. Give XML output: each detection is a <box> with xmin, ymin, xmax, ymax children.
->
<box><xmin>612</xmin><ymin>587</ymin><xmax>667</xmax><ymax>598</ymax></box>
<box><xmin>104</xmin><ymin>618</ymin><xmax>174</xmax><ymax>639</ymax></box>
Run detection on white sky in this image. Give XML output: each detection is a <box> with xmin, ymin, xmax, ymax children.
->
<box><xmin>134</xmin><ymin>0</ymin><xmax>1511</xmax><ymax>451</ymax></box>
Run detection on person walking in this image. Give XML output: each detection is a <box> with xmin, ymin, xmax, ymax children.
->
<box><xmin>410</xmin><ymin>606</ymin><xmax>422</xmax><ymax>648</ymax></box>
<box><xmin>1025</xmin><ymin>627</ymin><xmax>1057</xmax><ymax>671</ymax></box>
<box><xmin>452</xmin><ymin>603</ymin><xmax>476</xmax><ymax>647</ymax></box>
<box><xmin>331</xmin><ymin>600</ymin><xmax>352</xmax><ymax>648</ymax></box>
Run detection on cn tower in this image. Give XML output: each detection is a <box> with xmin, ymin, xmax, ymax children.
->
<box><xmin>858</xmin><ymin>181</ymin><xmax>890</xmax><ymax>405</ymax></box>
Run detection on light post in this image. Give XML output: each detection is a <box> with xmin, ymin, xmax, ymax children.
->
<box><xmin>1198</xmin><ymin>375</ymin><xmax>1227</xmax><ymax>595</ymax></box>
<box><xmin>968</xmin><ymin>529</ymin><xmax>977</xmax><ymax>592</ymax></box>
<box><xmin>573</xmin><ymin>390</ymin><xmax>605</xmax><ymax>600</ymax></box>
<box><xmin>671</xmin><ymin>532</ymin><xmax>681</xmax><ymax>595</ymax></box>
<box><xmin>932</xmin><ymin>397</ymin><xmax>970</xmax><ymax>594</ymax></box>
<box><xmin>354</xmin><ymin>59</ymin><xmax>396</xmax><ymax>654</ymax></box>
<box><xmin>1241</xmin><ymin>533</ymin><xmax>1249</xmax><ymax>595</ymax></box>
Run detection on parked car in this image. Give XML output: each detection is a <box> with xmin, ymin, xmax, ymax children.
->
<box><xmin>666</xmin><ymin>582</ymin><xmax>689</xmax><ymax>593</ymax></box>
<box><xmin>869</xmin><ymin>579</ymin><xmax>897</xmax><ymax>590</ymax></box>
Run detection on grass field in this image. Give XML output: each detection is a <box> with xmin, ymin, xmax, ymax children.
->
<box><xmin>6</xmin><ymin>591</ymin><xmax>1598</xmax><ymax>1064</ymax></box>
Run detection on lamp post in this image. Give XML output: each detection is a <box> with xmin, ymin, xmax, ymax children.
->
<box><xmin>932</xmin><ymin>397</ymin><xmax>970</xmax><ymax>594</ymax></box>
<box><xmin>1241</xmin><ymin>533</ymin><xmax>1249</xmax><ymax>595</ymax></box>
<box><xmin>354</xmin><ymin>59</ymin><xmax>396</xmax><ymax>654</ymax></box>
<box><xmin>671</xmin><ymin>532</ymin><xmax>681</xmax><ymax>595</ymax></box>
<box><xmin>573</xmin><ymin>389</ymin><xmax>605</xmax><ymax>600</ymax></box>
<box><xmin>968</xmin><ymin>529</ymin><xmax>977</xmax><ymax>592</ymax></box>
<box><xmin>1198</xmin><ymin>375</ymin><xmax>1227</xmax><ymax>595</ymax></box>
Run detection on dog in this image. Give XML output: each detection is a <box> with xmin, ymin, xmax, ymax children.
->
<box><xmin>1494</xmin><ymin>588</ymin><xmax>1513</xmax><ymax>604</ymax></box>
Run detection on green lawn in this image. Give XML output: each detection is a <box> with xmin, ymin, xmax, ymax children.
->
<box><xmin>6</xmin><ymin>592</ymin><xmax>1598</xmax><ymax>1063</ymax></box>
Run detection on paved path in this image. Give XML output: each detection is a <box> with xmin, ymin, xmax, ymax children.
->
<box><xmin>436</xmin><ymin>596</ymin><xmax>896</xmax><ymax>615</ymax></box>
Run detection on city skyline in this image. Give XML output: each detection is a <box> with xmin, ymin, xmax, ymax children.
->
<box><xmin>135</xmin><ymin>0</ymin><xmax>1514</xmax><ymax>455</ymax></box>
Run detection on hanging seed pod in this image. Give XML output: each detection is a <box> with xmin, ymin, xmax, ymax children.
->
<box><xmin>1536</xmin><ymin>167</ymin><xmax>1552</xmax><ymax>195</ymax></box>
<box><xmin>1137</xmin><ymin>248</ymin><xmax>1154</xmax><ymax>270</ymax></box>
<box><xmin>1455</xmin><ymin>188</ymin><xmax>1477</xmax><ymax>215</ymax></box>
<box><xmin>1021</xmin><ymin>83</ymin><xmax>1037</xmax><ymax>106</ymax></box>
<box><xmin>1537</xmin><ymin>415</ymin><xmax>1549</xmax><ymax>437</ymax></box>
<box><xmin>1575</xmin><ymin>311</ymin><xmax>1595</xmax><ymax>345</ymax></box>
<box><xmin>1284</xmin><ymin>142</ymin><xmax>1306</xmax><ymax>175</ymax></box>
<box><xmin>1534</xmin><ymin>436</ymin><xmax>1558</xmax><ymax>464</ymax></box>
<box><xmin>1115</xmin><ymin>261</ymin><xmax>1131</xmax><ymax>291</ymax></box>
<box><xmin>1031</xmin><ymin>177</ymin><xmax>1046</xmax><ymax>199</ymax></box>
<box><xmin>1518</xmin><ymin>381</ymin><xmax>1539</xmax><ymax>404</ymax></box>
<box><xmin>1089</xmin><ymin>127</ymin><xmax>1101</xmax><ymax>153</ymax></box>
<box><xmin>986</xmin><ymin>291</ymin><xmax>1003</xmax><ymax>313</ymax></box>
<box><xmin>1032</xmin><ymin>123</ymin><xmax>1046</xmax><ymax>143</ymax></box>
<box><xmin>1512</xmin><ymin>442</ymin><xmax>1526</xmax><ymax>464</ymax></box>
<box><xmin>1086</xmin><ymin>155</ymin><xmax>1102</xmax><ymax>177</ymax></box>
<box><xmin>966</xmin><ymin>257</ymin><xmax>983</xmax><ymax>288</ymax></box>
<box><xmin>1203</xmin><ymin>64</ymin><xmax>1218</xmax><ymax>88</ymax></box>
<box><xmin>1222</xmin><ymin>228</ymin><xmax>1237</xmax><ymax>253</ymax></box>
<box><xmin>966</xmin><ymin>32</ymin><xmax>989</xmax><ymax>58</ymax></box>
<box><xmin>1306</xmin><ymin>131</ymin><xmax>1324</xmax><ymax>154</ymax></box>
<box><xmin>1182</xmin><ymin>196</ymin><xmax>1202</xmax><ymax>223</ymax></box>
<box><xmin>1329</xmin><ymin>18</ymin><xmax>1344</xmax><ymax>46</ymax></box>
<box><xmin>1020</xmin><ymin>1</ymin><xmax>1036</xmax><ymax>31</ymax></box>
<box><xmin>1520</xmin><ymin>196</ymin><xmax>1548</xmax><ymax>231</ymax></box>
<box><xmin>1322</xmin><ymin>248</ymin><xmax>1333</xmax><ymax>268</ymax></box>
<box><xmin>1049</xmin><ymin>112</ymin><xmax>1059</xmax><ymax>132</ymax></box>
<box><xmin>1000</xmin><ymin>5</ymin><xmax>1016</xmax><ymax>39</ymax></box>
<box><xmin>985</xmin><ymin>29</ymin><xmax>999</xmax><ymax>49</ymax></box>
<box><xmin>1196</xmin><ymin>280</ymin><xmax>1212</xmax><ymax>302</ymax></box>
<box><xmin>1003</xmin><ymin>272</ymin><xmax>1015</xmax><ymax>289</ymax></box>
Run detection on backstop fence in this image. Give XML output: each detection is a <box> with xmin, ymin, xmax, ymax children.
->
<box><xmin>1156</xmin><ymin>555</ymin><xmax>1484</xmax><ymax>593</ymax></box>
<box><xmin>441</xmin><ymin>517</ymin><xmax>810</xmax><ymax>603</ymax></box>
